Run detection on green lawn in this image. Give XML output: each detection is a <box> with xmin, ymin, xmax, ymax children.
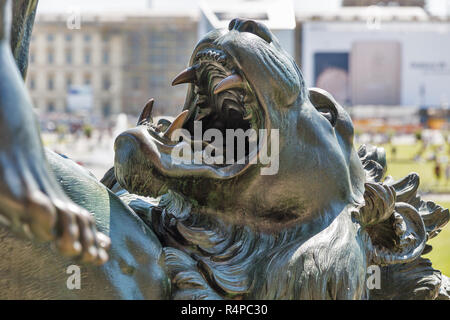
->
<box><xmin>380</xmin><ymin>142</ymin><xmax>450</xmax><ymax>193</ymax></box>
<box><xmin>374</xmin><ymin>143</ymin><xmax>450</xmax><ymax>275</ymax></box>
<box><xmin>424</xmin><ymin>201</ymin><xmax>450</xmax><ymax>276</ymax></box>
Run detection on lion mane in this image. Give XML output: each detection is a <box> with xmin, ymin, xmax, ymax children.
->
<box><xmin>110</xmin><ymin>144</ymin><xmax>450</xmax><ymax>300</ymax></box>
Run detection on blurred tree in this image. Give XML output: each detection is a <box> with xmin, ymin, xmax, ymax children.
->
<box><xmin>415</xmin><ymin>129</ymin><xmax>423</xmax><ymax>142</ymax></box>
<box><xmin>83</xmin><ymin>124</ymin><xmax>93</xmax><ymax>139</ymax></box>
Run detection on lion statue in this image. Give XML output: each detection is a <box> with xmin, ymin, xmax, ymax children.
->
<box><xmin>0</xmin><ymin>0</ymin><xmax>449</xmax><ymax>299</ymax></box>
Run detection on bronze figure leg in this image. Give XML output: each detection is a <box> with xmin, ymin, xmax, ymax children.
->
<box><xmin>0</xmin><ymin>0</ymin><xmax>110</xmax><ymax>264</ymax></box>
<box><xmin>10</xmin><ymin>0</ymin><xmax>38</xmax><ymax>78</ymax></box>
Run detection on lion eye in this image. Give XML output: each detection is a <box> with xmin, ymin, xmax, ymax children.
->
<box><xmin>316</xmin><ymin>106</ymin><xmax>337</xmax><ymax>127</ymax></box>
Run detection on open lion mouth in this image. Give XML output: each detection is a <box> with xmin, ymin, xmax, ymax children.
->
<box><xmin>118</xmin><ymin>45</ymin><xmax>267</xmax><ymax>180</ymax></box>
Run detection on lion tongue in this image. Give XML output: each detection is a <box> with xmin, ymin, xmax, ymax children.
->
<box><xmin>163</xmin><ymin>110</ymin><xmax>189</xmax><ymax>141</ymax></box>
<box><xmin>137</xmin><ymin>98</ymin><xmax>154</xmax><ymax>125</ymax></box>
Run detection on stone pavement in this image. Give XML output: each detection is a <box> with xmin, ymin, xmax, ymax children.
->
<box><xmin>43</xmin><ymin>131</ymin><xmax>114</xmax><ymax>180</ymax></box>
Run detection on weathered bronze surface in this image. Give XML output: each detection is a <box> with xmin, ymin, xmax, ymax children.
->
<box><xmin>0</xmin><ymin>0</ymin><xmax>449</xmax><ymax>299</ymax></box>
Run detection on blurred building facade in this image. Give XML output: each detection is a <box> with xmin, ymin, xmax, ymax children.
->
<box><xmin>120</xmin><ymin>13</ymin><xmax>197</xmax><ymax>116</ymax></box>
<box><xmin>198</xmin><ymin>0</ymin><xmax>296</xmax><ymax>56</ymax></box>
<box><xmin>27</xmin><ymin>11</ymin><xmax>197</xmax><ymax>118</ymax></box>
<box><xmin>342</xmin><ymin>0</ymin><xmax>425</xmax><ymax>7</ymax></box>
<box><xmin>296</xmin><ymin>6</ymin><xmax>450</xmax><ymax>108</ymax></box>
<box><xmin>26</xmin><ymin>1</ymin><xmax>450</xmax><ymax>118</ymax></box>
<box><xmin>27</xmin><ymin>14</ymin><xmax>124</xmax><ymax>117</ymax></box>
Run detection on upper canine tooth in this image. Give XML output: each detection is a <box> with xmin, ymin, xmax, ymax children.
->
<box><xmin>137</xmin><ymin>98</ymin><xmax>154</xmax><ymax>125</ymax></box>
<box><xmin>172</xmin><ymin>65</ymin><xmax>197</xmax><ymax>86</ymax></box>
<box><xmin>214</xmin><ymin>74</ymin><xmax>244</xmax><ymax>94</ymax></box>
<box><xmin>163</xmin><ymin>110</ymin><xmax>189</xmax><ymax>140</ymax></box>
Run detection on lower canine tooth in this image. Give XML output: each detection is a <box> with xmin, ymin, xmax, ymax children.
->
<box><xmin>137</xmin><ymin>98</ymin><xmax>154</xmax><ymax>125</ymax></box>
<box><xmin>163</xmin><ymin>110</ymin><xmax>189</xmax><ymax>140</ymax></box>
<box><xmin>243</xmin><ymin>113</ymin><xmax>252</xmax><ymax>120</ymax></box>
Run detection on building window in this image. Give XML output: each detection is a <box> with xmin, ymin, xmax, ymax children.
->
<box><xmin>47</xmin><ymin>34</ymin><xmax>54</xmax><ymax>42</ymax></box>
<box><xmin>29</xmin><ymin>51</ymin><xmax>35</xmax><ymax>63</ymax></box>
<box><xmin>132</xmin><ymin>76</ymin><xmax>140</xmax><ymax>90</ymax></box>
<box><xmin>148</xmin><ymin>32</ymin><xmax>165</xmax><ymax>49</ymax></box>
<box><xmin>47</xmin><ymin>49</ymin><xmax>54</xmax><ymax>64</ymax></box>
<box><xmin>176</xmin><ymin>53</ymin><xmax>187</xmax><ymax>64</ymax></box>
<box><xmin>128</xmin><ymin>32</ymin><xmax>142</xmax><ymax>65</ymax></box>
<box><xmin>29</xmin><ymin>75</ymin><xmax>35</xmax><ymax>90</ymax></box>
<box><xmin>47</xmin><ymin>101</ymin><xmax>55</xmax><ymax>112</ymax></box>
<box><xmin>149</xmin><ymin>75</ymin><xmax>165</xmax><ymax>89</ymax></box>
<box><xmin>102</xmin><ymin>101</ymin><xmax>111</xmax><ymax>117</ymax></box>
<box><xmin>148</xmin><ymin>47</ymin><xmax>169</xmax><ymax>65</ymax></box>
<box><xmin>84</xmin><ymin>74</ymin><xmax>91</xmax><ymax>86</ymax></box>
<box><xmin>47</xmin><ymin>75</ymin><xmax>54</xmax><ymax>90</ymax></box>
<box><xmin>65</xmin><ymin>49</ymin><xmax>72</xmax><ymax>64</ymax></box>
<box><xmin>66</xmin><ymin>75</ymin><xmax>73</xmax><ymax>89</ymax></box>
<box><xmin>102</xmin><ymin>34</ymin><xmax>110</xmax><ymax>43</ymax></box>
<box><xmin>84</xmin><ymin>34</ymin><xmax>91</xmax><ymax>42</ymax></box>
<box><xmin>103</xmin><ymin>49</ymin><xmax>110</xmax><ymax>64</ymax></box>
<box><xmin>65</xmin><ymin>34</ymin><xmax>72</xmax><ymax>42</ymax></box>
<box><xmin>84</xmin><ymin>49</ymin><xmax>91</xmax><ymax>64</ymax></box>
<box><xmin>103</xmin><ymin>74</ymin><xmax>111</xmax><ymax>90</ymax></box>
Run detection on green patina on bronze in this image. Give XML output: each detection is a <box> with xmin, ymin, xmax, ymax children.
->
<box><xmin>0</xmin><ymin>0</ymin><xmax>449</xmax><ymax>299</ymax></box>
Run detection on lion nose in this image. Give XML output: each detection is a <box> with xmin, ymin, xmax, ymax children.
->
<box><xmin>228</xmin><ymin>18</ymin><xmax>272</xmax><ymax>43</ymax></box>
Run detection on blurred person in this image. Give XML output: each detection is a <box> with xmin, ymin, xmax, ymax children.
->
<box><xmin>0</xmin><ymin>0</ymin><xmax>109</xmax><ymax>263</ymax></box>
<box><xmin>414</xmin><ymin>154</ymin><xmax>422</xmax><ymax>162</ymax></box>
<box><xmin>82</xmin><ymin>123</ymin><xmax>92</xmax><ymax>139</ymax></box>
<box><xmin>415</xmin><ymin>130</ymin><xmax>422</xmax><ymax>144</ymax></box>
<box><xmin>391</xmin><ymin>145</ymin><xmax>397</xmax><ymax>161</ymax></box>
<box><xmin>446</xmin><ymin>163</ymin><xmax>450</xmax><ymax>185</ymax></box>
<box><xmin>429</xmin><ymin>152</ymin><xmax>437</xmax><ymax>162</ymax></box>
<box><xmin>56</xmin><ymin>123</ymin><xmax>67</xmax><ymax>143</ymax></box>
<box><xmin>434</xmin><ymin>160</ymin><xmax>441</xmax><ymax>182</ymax></box>
<box><xmin>97</xmin><ymin>127</ymin><xmax>104</xmax><ymax>145</ymax></box>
